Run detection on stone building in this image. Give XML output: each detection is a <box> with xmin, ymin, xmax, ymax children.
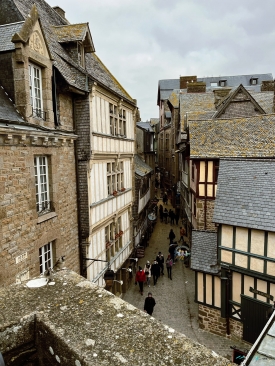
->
<box><xmin>0</xmin><ymin>5</ymin><xmax>79</xmax><ymax>285</ymax></box>
<box><xmin>0</xmin><ymin>0</ymin><xmax>138</xmax><ymax>293</ymax></box>
<box><xmin>190</xmin><ymin>115</ymin><xmax>275</xmax><ymax>342</ymax></box>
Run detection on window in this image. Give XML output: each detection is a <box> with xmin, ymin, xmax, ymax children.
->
<box><xmin>219</xmin><ymin>80</ymin><xmax>227</xmax><ymax>87</ymax></box>
<box><xmin>29</xmin><ymin>63</ymin><xmax>45</xmax><ymax>119</ymax></box>
<box><xmin>34</xmin><ymin>156</ymin><xmax>51</xmax><ymax>214</ymax></box>
<box><xmin>109</xmin><ymin>103</ymin><xmax>127</xmax><ymax>137</ymax></box>
<box><xmin>250</xmin><ymin>78</ymin><xmax>258</xmax><ymax>85</ymax></box>
<box><xmin>191</xmin><ymin>161</ymin><xmax>195</xmax><ymax>181</ymax></box>
<box><xmin>165</xmin><ymin>133</ymin><xmax>169</xmax><ymax>150</ymax></box>
<box><xmin>105</xmin><ymin>218</ymin><xmax>123</xmax><ymax>261</ymax></box>
<box><xmin>210</xmin><ymin>82</ymin><xmax>218</xmax><ymax>87</ymax></box>
<box><xmin>39</xmin><ymin>242</ymin><xmax>53</xmax><ymax>274</ymax></box>
<box><xmin>107</xmin><ymin>161</ymin><xmax>124</xmax><ymax>195</ymax></box>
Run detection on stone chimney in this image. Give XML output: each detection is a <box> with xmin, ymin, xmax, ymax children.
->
<box><xmin>261</xmin><ymin>80</ymin><xmax>275</xmax><ymax>92</ymax></box>
<box><xmin>53</xmin><ymin>6</ymin><xmax>66</xmax><ymax>19</ymax></box>
<box><xmin>213</xmin><ymin>88</ymin><xmax>231</xmax><ymax>108</ymax></box>
<box><xmin>187</xmin><ymin>82</ymin><xmax>206</xmax><ymax>93</ymax></box>
<box><xmin>180</xmin><ymin>76</ymin><xmax>197</xmax><ymax>89</ymax></box>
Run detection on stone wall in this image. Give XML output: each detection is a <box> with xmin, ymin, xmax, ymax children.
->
<box><xmin>198</xmin><ymin>304</ymin><xmax>228</xmax><ymax>337</ymax></box>
<box><xmin>196</xmin><ymin>199</ymin><xmax>217</xmax><ymax>231</ymax></box>
<box><xmin>0</xmin><ymin>137</ymin><xmax>79</xmax><ymax>286</ymax></box>
<box><xmin>199</xmin><ymin>304</ymin><xmax>244</xmax><ymax>342</ymax></box>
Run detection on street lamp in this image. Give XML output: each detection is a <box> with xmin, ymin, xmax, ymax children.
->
<box><xmin>83</xmin><ymin>258</ymin><xmax>115</xmax><ymax>287</ymax></box>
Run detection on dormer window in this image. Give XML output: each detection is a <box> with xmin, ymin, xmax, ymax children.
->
<box><xmin>219</xmin><ymin>80</ymin><xmax>227</xmax><ymax>87</ymax></box>
<box><xmin>211</xmin><ymin>82</ymin><xmax>218</xmax><ymax>87</ymax></box>
<box><xmin>250</xmin><ymin>78</ymin><xmax>258</xmax><ymax>85</ymax></box>
<box><xmin>77</xmin><ymin>42</ymin><xmax>85</xmax><ymax>68</ymax></box>
<box><xmin>29</xmin><ymin>63</ymin><xmax>45</xmax><ymax>119</ymax></box>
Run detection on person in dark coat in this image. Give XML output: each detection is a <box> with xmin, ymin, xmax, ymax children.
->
<box><xmin>170</xmin><ymin>210</ymin><xmax>175</xmax><ymax>225</ymax></box>
<box><xmin>169</xmin><ymin>242</ymin><xmax>177</xmax><ymax>263</ymax></box>
<box><xmin>144</xmin><ymin>292</ymin><xmax>156</xmax><ymax>315</ymax></box>
<box><xmin>135</xmin><ymin>266</ymin><xmax>146</xmax><ymax>295</ymax></box>
<box><xmin>156</xmin><ymin>252</ymin><xmax>164</xmax><ymax>275</ymax></box>
<box><xmin>150</xmin><ymin>260</ymin><xmax>160</xmax><ymax>286</ymax></box>
<box><xmin>163</xmin><ymin>208</ymin><xmax>168</xmax><ymax>224</ymax></box>
<box><xmin>166</xmin><ymin>255</ymin><xmax>173</xmax><ymax>280</ymax></box>
<box><xmin>168</xmin><ymin>229</ymin><xmax>175</xmax><ymax>243</ymax></box>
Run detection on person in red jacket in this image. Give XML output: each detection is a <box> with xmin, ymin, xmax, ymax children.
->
<box><xmin>135</xmin><ymin>266</ymin><xmax>146</xmax><ymax>295</ymax></box>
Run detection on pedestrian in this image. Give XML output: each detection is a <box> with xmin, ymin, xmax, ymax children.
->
<box><xmin>175</xmin><ymin>212</ymin><xmax>179</xmax><ymax>225</ymax></box>
<box><xmin>135</xmin><ymin>266</ymin><xmax>146</xmax><ymax>295</ymax></box>
<box><xmin>166</xmin><ymin>254</ymin><xmax>173</xmax><ymax>280</ymax></box>
<box><xmin>163</xmin><ymin>208</ymin><xmax>168</xmax><ymax>224</ymax></box>
<box><xmin>151</xmin><ymin>260</ymin><xmax>160</xmax><ymax>286</ymax></box>
<box><xmin>179</xmin><ymin>226</ymin><xmax>186</xmax><ymax>243</ymax></box>
<box><xmin>156</xmin><ymin>252</ymin><xmax>164</xmax><ymax>275</ymax></box>
<box><xmin>168</xmin><ymin>209</ymin><xmax>173</xmax><ymax>224</ymax></box>
<box><xmin>159</xmin><ymin>204</ymin><xmax>163</xmax><ymax>222</ymax></box>
<box><xmin>170</xmin><ymin>210</ymin><xmax>175</xmax><ymax>225</ymax></box>
<box><xmin>144</xmin><ymin>261</ymin><xmax>151</xmax><ymax>287</ymax></box>
<box><xmin>169</xmin><ymin>242</ymin><xmax>177</xmax><ymax>263</ymax></box>
<box><xmin>144</xmin><ymin>292</ymin><xmax>156</xmax><ymax>315</ymax></box>
<box><xmin>168</xmin><ymin>229</ymin><xmax>175</xmax><ymax>244</ymax></box>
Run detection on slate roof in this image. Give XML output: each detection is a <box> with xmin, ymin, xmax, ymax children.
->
<box><xmin>180</xmin><ymin>91</ymin><xmax>216</xmax><ymax>125</ymax></box>
<box><xmin>213</xmin><ymin>159</ymin><xmax>275</xmax><ymax>232</ymax></box>
<box><xmin>136</xmin><ymin>122</ymin><xmax>154</xmax><ymax>132</ymax></box>
<box><xmin>251</xmin><ymin>91</ymin><xmax>274</xmax><ymax>114</ymax></box>
<box><xmin>8</xmin><ymin>0</ymin><xmax>134</xmax><ymax>102</ymax></box>
<box><xmin>0</xmin><ymin>85</ymin><xmax>25</xmax><ymax>122</ymax></box>
<box><xmin>191</xmin><ymin>230</ymin><xmax>219</xmax><ymax>274</ymax></box>
<box><xmin>135</xmin><ymin>154</ymin><xmax>153</xmax><ymax>177</ymax></box>
<box><xmin>0</xmin><ymin>21</ymin><xmax>24</xmax><ymax>52</ymax></box>
<box><xmin>189</xmin><ymin>114</ymin><xmax>275</xmax><ymax>159</ymax></box>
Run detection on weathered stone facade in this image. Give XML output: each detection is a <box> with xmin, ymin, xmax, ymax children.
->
<box><xmin>198</xmin><ymin>304</ymin><xmax>244</xmax><ymax>343</ymax></box>
<box><xmin>196</xmin><ymin>199</ymin><xmax>216</xmax><ymax>231</ymax></box>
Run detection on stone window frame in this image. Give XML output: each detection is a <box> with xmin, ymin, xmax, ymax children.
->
<box><xmin>29</xmin><ymin>62</ymin><xmax>45</xmax><ymax>119</ymax></box>
<box><xmin>34</xmin><ymin>155</ymin><xmax>51</xmax><ymax>215</ymax></box>
<box><xmin>107</xmin><ymin>161</ymin><xmax>124</xmax><ymax>195</ymax></box>
<box><xmin>39</xmin><ymin>242</ymin><xmax>53</xmax><ymax>274</ymax></box>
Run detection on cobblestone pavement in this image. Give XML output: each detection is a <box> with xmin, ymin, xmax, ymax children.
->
<box><xmin>122</xmin><ymin>201</ymin><xmax>250</xmax><ymax>361</ymax></box>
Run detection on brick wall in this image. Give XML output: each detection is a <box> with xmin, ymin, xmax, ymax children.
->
<box><xmin>0</xmin><ymin>138</ymin><xmax>79</xmax><ymax>286</ymax></box>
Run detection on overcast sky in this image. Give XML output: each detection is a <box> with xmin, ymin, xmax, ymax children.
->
<box><xmin>47</xmin><ymin>0</ymin><xmax>275</xmax><ymax>121</ymax></box>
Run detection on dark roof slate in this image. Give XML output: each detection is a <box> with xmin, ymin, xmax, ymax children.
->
<box><xmin>0</xmin><ymin>85</ymin><xmax>25</xmax><ymax>122</ymax></box>
<box><xmin>189</xmin><ymin>114</ymin><xmax>275</xmax><ymax>159</ymax></box>
<box><xmin>213</xmin><ymin>159</ymin><xmax>275</xmax><ymax>232</ymax></box>
<box><xmin>135</xmin><ymin>154</ymin><xmax>153</xmax><ymax>177</ymax></box>
<box><xmin>0</xmin><ymin>21</ymin><xmax>24</xmax><ymax>52</ymax></box>
<box><xmin>136</xmin><ymin>122</ymin><xmax>154</xmax><ymax>132</ymax></box>
<box><xmin>191</xmin><ymin>230</ymin><xmax>219</xmax><ymax>274</ymax></box>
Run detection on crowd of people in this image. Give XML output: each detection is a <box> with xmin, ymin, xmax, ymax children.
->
<box><xmin>134</xmin><ymin>191</ymin><xmax>190</xmax><ymax>317</ymax></box>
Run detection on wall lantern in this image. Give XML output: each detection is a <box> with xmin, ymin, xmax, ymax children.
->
<box><xmin>83</xmin><ymin>258</ymin><xmax>115</xmax><ymax>288</ymax></box>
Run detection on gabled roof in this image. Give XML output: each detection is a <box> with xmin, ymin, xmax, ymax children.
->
<box><xmin>189</xmin><ymin>114</ymin><xmax>275</xmax><ymax>159</ymax></box>
<box><xmin>5</xmin><ymin>0</ymin><xmax>134</xmax><ymax>101</ymax></box>
<box><xmin>251</xmin><ymin>91</ymin><xmax>274</xmax><ymax>114</ymax></box>
<box><xmin>134</xmin><ymin>155</ymin><xmax>153</xmax><ymax>177</ymax></box>
<box><xmin>213</xmin><ymin>159</ymin><xmax>275</xmax><ymax>232</ymax></box>
<box><xmin>213</xmin><ymin>84</ymin><xmax>266</xmax><ymax>118</ymax></box>
<box><xmin>52</xmin><ymin>23</ymin><xmax>95</xmax><ymax>52</ymax></box>
<box><xmin>0</xmin><ymin>21</ymin><xmax>24</xmax><ymax>52</ymax></box>
<box><xmin>0</xmin><ymin>85</ymin><xmax>25</xmax><ymax>122</ymax></box>
<box><xmin>191</xmin><ymin>230</ymin><xmax>219</xmax><ymax>274</ymax></box>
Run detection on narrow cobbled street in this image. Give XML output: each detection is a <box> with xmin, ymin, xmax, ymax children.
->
<box><xmin>122</xmin><ymin>200</ymin><xmax>250</xmax><ymax>361</ymax></box>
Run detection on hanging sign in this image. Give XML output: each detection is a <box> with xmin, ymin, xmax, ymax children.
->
<box><xmin>249</xmin><ymin>287</ymin><xmax>274</xmax><ymax>301</ymax></box>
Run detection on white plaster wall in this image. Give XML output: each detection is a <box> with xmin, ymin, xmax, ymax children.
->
<box><xmin>235</xmin><ymin>227</ymin><xmax>248</xmax><ymax>252</ymax></box>
<box><xmin>251</xmin><ymin>229</ymin><xmax>265</xmax><ymax>256</ymax></box>
<box><xmin>221</xmin><ymin>225</ymin><xmax>233</xmax><ymax>248</ymax></box>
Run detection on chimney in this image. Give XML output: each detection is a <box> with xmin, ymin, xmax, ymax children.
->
<box><xmin>53</xmin><ymin>6</ymin><xmax>66</xmax><ymax>19</ymax></box>
<box><xmin>261</xmin><ymin>80</ymin><xmax>275</xmax><ymax>92</ymax></box>
<box><xmin>180</xmin><ymin>76</ymin><xmax>197</xmax><ymax>89</ymax></box>
<box><xmin>187</xmin><ymin>82</ymin><xmax>206</xmax><ymax>93</ymax></box>
<box><xmin>213</xmin><ymin>88</ymin><xmax>231</xmax><ymax>108</ymax></box>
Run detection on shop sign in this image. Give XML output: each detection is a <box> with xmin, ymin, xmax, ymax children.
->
<box><xmin>249</xmin><ymin>287</ymin><xmax>274</xmax><ymax>301</ymax></box>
